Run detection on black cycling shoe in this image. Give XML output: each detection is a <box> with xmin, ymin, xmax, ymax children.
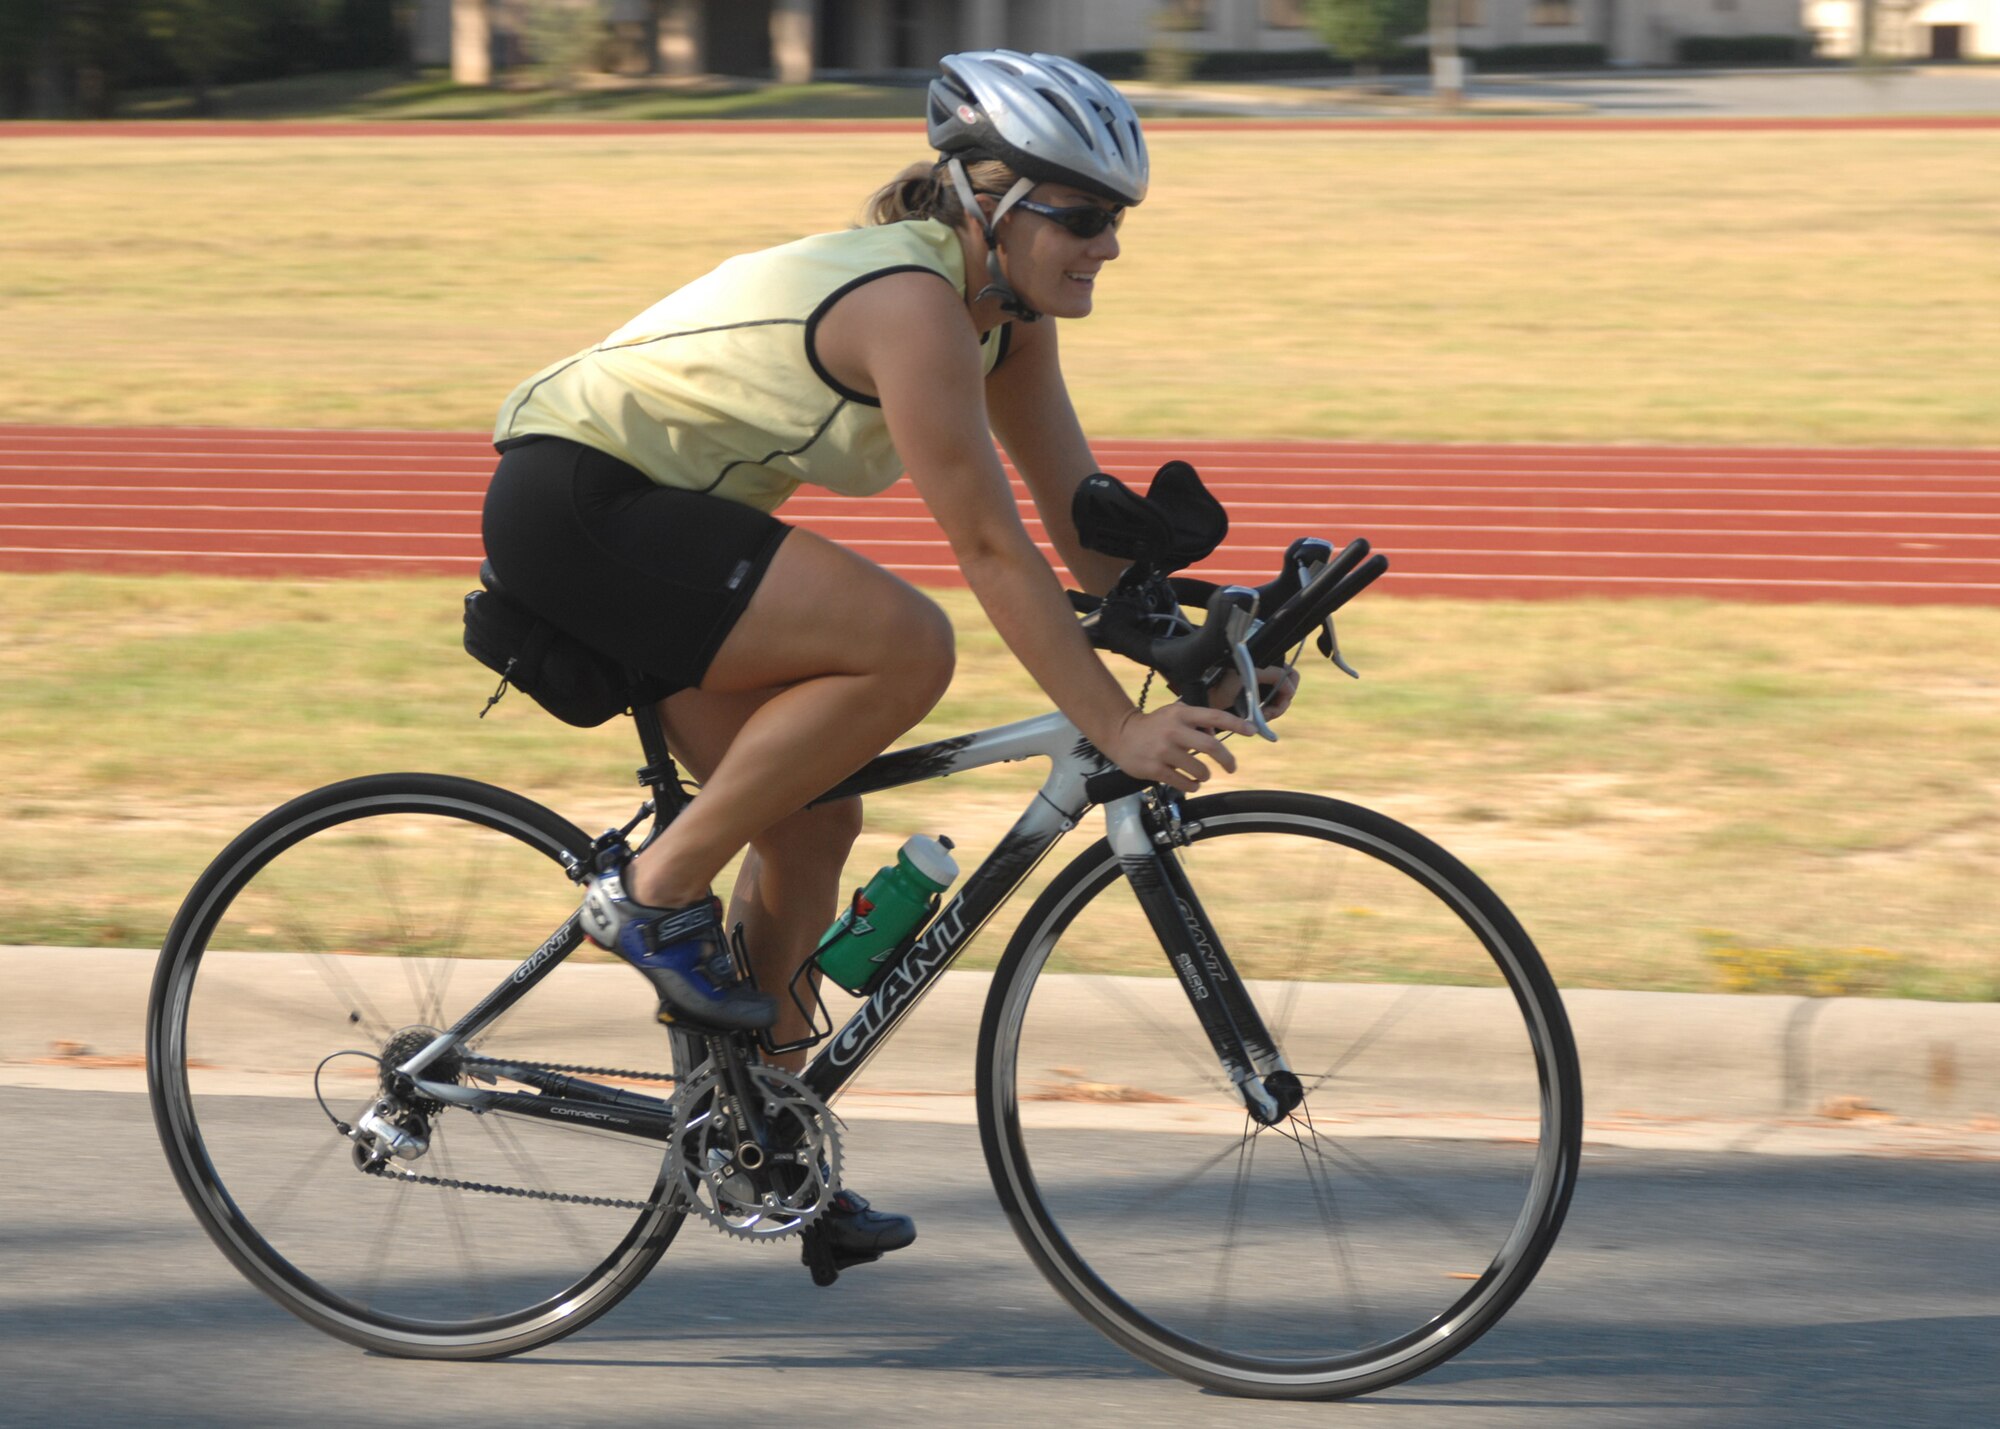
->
<box><xmin>801</xmin><ymin>1191</ymin><xmax>916</xmax><ymax>1286</ymax></box>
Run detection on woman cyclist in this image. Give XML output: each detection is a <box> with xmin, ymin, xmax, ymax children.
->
<box><xmin>482</xmin><ymin>50</ymin><xmax>1272</xmax><ymax>1266</ymax></box>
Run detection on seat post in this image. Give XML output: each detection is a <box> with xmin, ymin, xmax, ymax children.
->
<box><xmin>631</xmin><ymin>702</ymin><xmax>690</xmax><ymax>816</ymax></box>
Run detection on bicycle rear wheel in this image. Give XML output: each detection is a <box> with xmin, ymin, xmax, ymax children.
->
<box><xmin>978</xmin><ymin>790</ymin><xmax>1581</xmax><ymax>1400</ymax></box>
<box><xmin>148</xmin><ymin>773</ymin><xmax>687</xmax><ymax>1359</ymax></box>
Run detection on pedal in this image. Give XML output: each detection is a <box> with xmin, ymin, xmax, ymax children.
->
<box><xmin>800</xmin><ymin>1224</ymin><xmax>882</xmax><ymax>1288</ymax></box>
<box><xmin>802</xmin><ymin>1225</ymin><xmax>841</xmax><ymax>1286</ymax></box>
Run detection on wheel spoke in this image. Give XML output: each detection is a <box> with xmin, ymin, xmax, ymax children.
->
<box><xmin>372</xmin><ymin>842</ymin><xmax>468</xmax><ymax>1032</ymax></box>
<box><xmin>1083</xmin><ymin>972</ymin><xmax>1232</xmax><ymax>1095</ymax></box>
<box><xmin>357</xmin><ymin>1176</ymin><xmax>403</xmax><ymax>1314</ymax></box>
<box><xmin>1200</xmin><ymin>1119</ymin><xmax>1259</xmax><ymax>1343</ymax></box>
<box><xmin>1084</xmin><ymin>1133</ymin><xmax>1261</xmax><ymax>1221</ymax></box>
<box><xmin>279</xmin><ymin>898</ymin><xmax>395</xmax><ymax>1043</ymax></box>
<box><xmin>1264</xmin><ymin>1113</ymin><xmax>1377</xmax><ymax>1345</ymax></box>
<box><xmin>485</xmin><ymin>1114</ymin><xmax>597</xmax><ymax>1259</ymax></box>
<box><xmin>245</xmin><ymin>1126</ymin><xmax>351</xmax><ymax>1233</ymax></box>
<box><xmin>1290</xmin><ymin>1112</ymin><xmax>1486</xmax><ymax>1248</ymax></box>
<box><xmin>1299</xmin><ymin>984</ymin><xmax>1436</xmax><ymax>1096</ymax></box>
<box><xmin>429</xmin><ymin>1124</ymin><xmax>500</xmax><ymax>1319</ymax></box>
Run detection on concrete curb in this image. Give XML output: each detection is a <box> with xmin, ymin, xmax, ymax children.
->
<box><xmin>4</xmin><ymin>946</ymin><xmax>1996</xmax><ymax>1135</ymax></box>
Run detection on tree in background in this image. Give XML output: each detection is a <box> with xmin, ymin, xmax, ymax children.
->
<box><xmin>140</xmin><ymin>0</ymin><xmax>261</xmax><ymax>114</ymax></box>
<box><xmin>1</xmin><ymin>0</ymin><xmax>412</xmax><ymax>117</ymax></box>
<box><xmin>516</xmin><ymin>0</ymin><xmax>607</xmax><ymax>91</ymax></box>
<box><xmin>1305</xmin><ymin>0</ymin><xmax>1425</xmax><ymax>78</ymax></box>
<box><xmin>0</xmin><ymin>0</ymin><xmax>52</xmax><ymax>115</ymax></box>
<box><xmin>1</xmin><ymin>0</ymin><xmax>144</xmax><ymax>118</ymax></box>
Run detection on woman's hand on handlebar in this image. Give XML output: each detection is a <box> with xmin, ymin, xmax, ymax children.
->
<box><xmin>1102</xmin><ymin>704</ymin><xmax>1257</xmax><ymax>795</ymax></box>
<box><xmin>1207</xmin><ymin>664</ymin><xmax>1301</xmax><ymax>723</ymax></box>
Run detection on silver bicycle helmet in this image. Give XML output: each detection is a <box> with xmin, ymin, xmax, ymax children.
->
<box><xmin>927</xmin><ymin>50</ymin><xmax>1149</xmax><ymax>321</ymax></box>
<box><xmin>928</xmin><ymin>49</ymin><xmax>1149</xmax><ymax>207</ymax></box>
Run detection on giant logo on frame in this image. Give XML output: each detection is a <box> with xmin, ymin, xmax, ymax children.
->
<box><xmin>827</xmin><ymin>900</ymin><xmax>972</xmax><ymax>1067</ymax></box>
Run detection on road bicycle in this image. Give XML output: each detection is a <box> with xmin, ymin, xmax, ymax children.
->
<box><xmin>147</xmin><ymin>525</ymin><xmax>1582</xmax><ymax>1401</ymax></box>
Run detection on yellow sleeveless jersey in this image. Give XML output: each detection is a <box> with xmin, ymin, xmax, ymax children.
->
<box><xmin>493</xmin><ymin>219</ymin><xmax>1011</xmax><ymax>512</ymax></box>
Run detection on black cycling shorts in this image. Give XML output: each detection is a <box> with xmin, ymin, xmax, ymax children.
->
<box><xmin>481</xmin><ymin>436</ymin><xmax>791</xmax><ymax>699</ymax></box>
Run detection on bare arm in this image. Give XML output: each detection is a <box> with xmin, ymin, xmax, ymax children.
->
<box><xmin>986</xmin><ymin>310</ymin><xmax>1300</xmax><ymax>724</ymax></box>
<box><xmin>814</xmin><ymin>272</ymin><xmax>1250</xmax><ymax>791</ymax></box>
<box><xmin>982</xmin><ymin>317</ymin><xmax>1129</xmax><ymax>597</ymax></box>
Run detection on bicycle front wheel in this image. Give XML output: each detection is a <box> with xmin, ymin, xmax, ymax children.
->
<box><xmin>978</xmin><ymin>790</ymin><xmax>1581</xmax><ymax>1400</ymax></box>
<box><xmin>147</xmin><ymin>773</ymin><xmax>687</xmax><ymax>1359</ymax></box>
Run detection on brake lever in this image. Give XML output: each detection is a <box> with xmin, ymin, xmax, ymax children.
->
<box><xmin>1218</xmin><ymin>592</ymin><xmax>1279</xmax><ymax>743</ymax></box>
<box><xmin>1317</xmin><ymin>615</ymin><xmax>1360</xmax><ymax>679</ymax></box>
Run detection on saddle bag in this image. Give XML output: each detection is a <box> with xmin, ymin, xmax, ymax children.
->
<box><xmin>462</xmin><ymin>561</ymin><xmax>667</xmax><ymax>727</ymax></box>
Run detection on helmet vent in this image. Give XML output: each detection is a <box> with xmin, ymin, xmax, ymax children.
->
<box><xmin>1039</xmin><ymin>87</ymin><xmax>1093</xmax><ymax>145</ymax></box>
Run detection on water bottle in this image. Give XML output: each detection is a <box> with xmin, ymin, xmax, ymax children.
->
<box><xmin>813</xmin><ymin>835</ymin><xmax>958</xmax><ymax>995</ymax></box>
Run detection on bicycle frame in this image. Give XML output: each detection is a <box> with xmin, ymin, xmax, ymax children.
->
<box><xmin>393</xmin><ymin>706</ymin><xmax>1292</xmax><ymax>1130</ymax></box>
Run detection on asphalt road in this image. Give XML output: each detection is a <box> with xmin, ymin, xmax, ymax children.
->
<box><xmin>3</xmin><ymin>1086</ymin><xmax>1995</xmax><ymax>1428</ymax></box>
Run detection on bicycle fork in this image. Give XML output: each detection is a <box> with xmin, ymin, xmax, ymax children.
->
<box><xmin>1105</xmin><ymin>798</ymin><xmax>1303</xmax><ymax>1125</ymax></box>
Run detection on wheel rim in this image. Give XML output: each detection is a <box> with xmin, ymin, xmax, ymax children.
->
<box><xmin>152</xmin><ymin>784</ymin><xmax>682</xmax><ymax>1348</ymax></box>
<box><xmin>988</xmin><ymin>798</ymin><xmax>1579</xmax><ymax>1390</ymax></box>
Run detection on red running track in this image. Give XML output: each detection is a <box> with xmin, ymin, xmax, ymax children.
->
<box><xmin>3</xmin><ymin>425</ymin><xmax>1998</xmax><ymax>604</ymax></box>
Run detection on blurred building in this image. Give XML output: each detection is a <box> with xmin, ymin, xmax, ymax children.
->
<box><xmin>417</xmin><ymin>0</ymin><xmax>1828</xmax><ymax>81</ymax></box>
<box><xmin>1421</xmin><ymin>0</ymin><xmax>1809</xmax><ymax>66</ymax></box>
<box><xmin>1803</xmin><ymin>0</ymin><xmax>1997</xmax><ymax>56</ymax></box>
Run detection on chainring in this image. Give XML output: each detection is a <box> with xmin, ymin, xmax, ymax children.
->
<box><xmin>667</xmin><ymin>1062</ymin><xmax>840</xmax><ymax>1242</ymax></box>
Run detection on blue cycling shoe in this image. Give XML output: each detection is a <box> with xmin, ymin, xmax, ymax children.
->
<box><xmin>581</xmin><ymin>866</ymin><xmax>777</xmax><ymax>1033</ymax></box>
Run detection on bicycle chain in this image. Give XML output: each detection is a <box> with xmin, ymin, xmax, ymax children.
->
<box><xmin>360</xmin><ymin>1159</ymin><xmax>665</xmax><ymax>1211</ymax></box>
<box><xmin>353</xmin><ymin>1055</ymin><xmax>683</xmax><ymax>1211</ymax></box>
<box><xmin>459</xmin><ymin>1054</ymin><xmax>679</xmax><ymax>1084</ymax></box>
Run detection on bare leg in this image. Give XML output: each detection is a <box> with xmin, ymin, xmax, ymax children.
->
<box><xmin>721</xmin><ymin>806</ymin><xmax>862</xmax><ymax>1072</ymax></box>
<box><xmin>653</xmin><ymin>678</ymin><xmax>866</xmax><ymax>1069</ymax></box>
<box><xmin>622</xmin><ymin>529</ymin><xmax>952</xmax><ymax>1023</ymax></box>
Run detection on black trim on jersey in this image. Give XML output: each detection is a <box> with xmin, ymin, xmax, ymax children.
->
<box><xmin>804</xmin><ymin>264</ymin><xmax>960</xmax><ymax>408</ymax></box>
<box><xmin>700</xmin><ymin>399</ymin><xmax>850</xmax><ymax>495</ymax></box>
<box><xmin>499</xmin><ymin>317</ymin><xmax>805</xmax><ymax>439</ymax></box>
<box><xmin>599</xmin><ymin>317</ymin><xmax>802</xmax><ymax>354</ymax></box>
<box><xmin>993</xmin><ymin>321</ymin><xmax>1013</xmax><ymax>371</ymax></box>
<box><xmin>500</xmin><ymin>353</ymin><xmax>590</xmax><ymax>439</ymax></box>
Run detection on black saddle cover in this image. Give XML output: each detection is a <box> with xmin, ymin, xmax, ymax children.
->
<box><xmin>462</xmin><ymin>560</ymin><xmax>669</xmax><ymax>727</ymax></box>
<box><xmin>1071</xmin><ymin>460</ymin><xmax>1227</xmax><ymax>574</ymax></box>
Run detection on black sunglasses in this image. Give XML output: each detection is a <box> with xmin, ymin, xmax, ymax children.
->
<box><xmin>1011</xmin><ymin>198</ymin><xmax>1125</xmax><ymax>239</ymax></box>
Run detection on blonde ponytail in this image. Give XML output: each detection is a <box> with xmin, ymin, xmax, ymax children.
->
<box><xmin>863</xmin><ymin>155</ymin><xmax>1024</xmax><ymax>227</ymax></box>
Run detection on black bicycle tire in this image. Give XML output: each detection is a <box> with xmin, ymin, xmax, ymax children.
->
<box><xmin>975</xmin><ymin>789</ymin><xmax>1583</xmax><ymax>1400</ymax></box>
<box><xmin>146</xmin><ymin>772</ymin><xmax>685</xmax><ymax>1360</ymax></box>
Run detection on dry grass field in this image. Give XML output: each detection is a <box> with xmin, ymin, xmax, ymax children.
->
<box><xmin>2</xmin><ymin>127</ymin><xmax>1997</xmax><ymax>443</ymax></box>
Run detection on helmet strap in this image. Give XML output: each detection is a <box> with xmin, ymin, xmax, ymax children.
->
<box><xmin>948</xmin><ymin>161</ymin><xmax>1042</xmax><ymax>323</ymax></box>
